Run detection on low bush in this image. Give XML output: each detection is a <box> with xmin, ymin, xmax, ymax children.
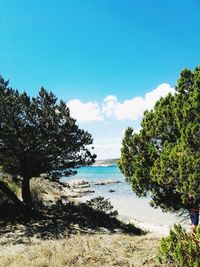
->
<box><xmin>158</xmin><ymin>224</ymin><xmax>200</xmax><ymax>267</ymax></box>
<box><xmin>86</xmin><ymin>196</ymin><xmax>118</xmax><ymax>217</ymax></box>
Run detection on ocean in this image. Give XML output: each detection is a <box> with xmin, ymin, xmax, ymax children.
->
<box><xmin>66</xmin><ymin>164</ymin><xmax>134</xmax><ymax>198</ymax></box>
<box><xmin>62</xmin><ymin>164</ymin><xmax>190</xmax><ymax>235</ymax></box>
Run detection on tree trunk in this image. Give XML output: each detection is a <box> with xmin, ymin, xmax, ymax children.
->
<box><xmin>0</xmin><ymin>181</ymin><xmax>24</xmax><ymax>208</ymax></box>
<box><xmin>22</xmin><ymin>177</ymin><xmax>32</xmax><ymax>208</ymax></box>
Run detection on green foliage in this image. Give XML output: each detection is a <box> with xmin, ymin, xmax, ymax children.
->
<box><xmin>86</xmin><ymin>196</ymin><xmax>118</xmax><ymax>217</ymax></box>
<box><xmin>158</xmin><ymin>224</ymin><xmax>200</xmax><ymax>266</ymax></box>
<box><xmin>0</xmin><ymin>76</ymin><xmax>96</xmax><ymax>206</ymax></box>
<box><xmin>0</xmin><ymin>175</ymin><xmax>20</xmax><ymax>195</ymax></box>
<box><xmin>0</xmin><ymin>174</ymin><xmax>21</xmax><ymax>204</ymax></box>
<box><xmin>119</xmin><ymin>67</ymin><xmax>200</xmax><ymax>212</ymax></box>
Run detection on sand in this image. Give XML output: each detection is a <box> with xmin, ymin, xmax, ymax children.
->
<box><xmin>79</xmin><ymin>193</ymin><xmax>191</xmax><ymax>236</ymax></box>
<box><xmin>110</xmin><ymin>196</ymin><xmax>191</xmax><ymax>236</ymax></box>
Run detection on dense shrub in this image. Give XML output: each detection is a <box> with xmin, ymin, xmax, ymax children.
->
<box><xmin>86</xmin><ymin>196</ymin><xmax>118</xmax><ymax>217</ymax></box>
<box><xmin>158</xmin><ymin>224</ymin><xmax>200</xmax><ymax>266</ymax></box>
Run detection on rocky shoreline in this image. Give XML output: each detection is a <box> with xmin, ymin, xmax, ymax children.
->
<box><xmin>30</xmin><ymin>177</ymin><xmax>121</xmax><ymax>203</ymax></box>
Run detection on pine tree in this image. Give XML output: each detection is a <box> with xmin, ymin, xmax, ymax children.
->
<box><xmin>119</xmin><ymin>67</ymin><xmax>200</xmax><ymax>212</ymax></box>
<box><xmin>0</xmin><ymin>76</ymin><xmax>96</xmax><ymax>208</ymax></box>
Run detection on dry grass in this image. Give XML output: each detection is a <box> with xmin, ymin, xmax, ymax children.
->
<box><xmin>0</xmin><ymin>233</ymin><xmax>162</xmax><ymax>267</ymax></box>
<box><xmin>0</xmin><ymin>178</ymin><xmax>168</xmax><ymax>266</ymax></box>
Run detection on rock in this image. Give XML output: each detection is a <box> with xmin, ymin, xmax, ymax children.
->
<box><xmin>109</xmin><ymin>190</ymin><xmax>115</xmax><ymax>193</ymax></box>
<box><xmin>94</xmin><ymin>179</ymin><xmax>121</xmax><ymax>185</ymax></box>
<box><xmin>67</xmin><ymin>179</ymin><xmax>90</xmax><ymax>188</ymax></box>
<box><xmin>76</xmin><ymin>183</ymin><xmax>90</xmax><ymax>188</ymax></box>
<box><xmin>97</xmin><ymin>227</ymin><xmax>112</xmax><ymax>234</ymax></box>
<box><xmin>72</xmin><ymin>189</ymin><xmax>95</xmax><ymax>196</ymax></box>
<box><xmin>69</xmin><ymin>195</ymin><xmax>79</xmax><ymax>198</ymax></box>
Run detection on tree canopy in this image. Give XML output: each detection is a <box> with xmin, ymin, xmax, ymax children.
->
<box><xmin>118</xmin><ymin>67</ymin><xmax>200</xmax><ymax>212</ymax></box>
<box><xmin>0</xmin><ymin>76</ymin><xmax>96</xmax><ymax>207</ymax></box>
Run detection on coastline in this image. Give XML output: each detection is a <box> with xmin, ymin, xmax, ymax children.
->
<box><xmin>78</xmin><ymin>194</ymin><xmax>191</xmax><ymax>236</ymax></box>
<box><xmin>63</xmin><ymin>163</ymin><xmax>192</xmax><ymax>237</ymax></box>
<box><xmin>33</xmin><ymin>177</ymin><xmax>190</xmax><ymax>236</ymax></box>
<box><xmin>110</xmin><ymin>196</ymin><xmax>191</xmax><ymax>235</ymax></box>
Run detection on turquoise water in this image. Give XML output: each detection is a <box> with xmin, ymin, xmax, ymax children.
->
<box><xmin>62</xmin><ymin>164</ymin><xmax>135</xmax><ymax>198</ymax></box>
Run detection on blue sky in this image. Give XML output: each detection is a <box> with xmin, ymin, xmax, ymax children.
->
<box><xmin>1</xmin><ymin>0</ymin><xmax>200</xmax><ymax>159</ymax></box>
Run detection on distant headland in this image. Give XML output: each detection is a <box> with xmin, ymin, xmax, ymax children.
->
<box><xmin>93</xmin><ymin>158</ymin><xmax>119</xmax><ymax>166</ymax></box>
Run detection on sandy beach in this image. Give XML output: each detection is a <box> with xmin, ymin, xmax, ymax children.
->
<box><xmin>79</xmin><ymin>191</ymin><xmax>190</xmax><ymax>236</ymax></box>
<box><xmin>109</xmin><ymin>196</ymin><xmax>190</xmax><ymax>236</ymax></box>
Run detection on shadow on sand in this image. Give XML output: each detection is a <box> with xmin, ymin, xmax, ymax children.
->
<box><xmin>0</xmin><ymin>200</ymin><xmax>145</xmax><ymax>245</ymax></box>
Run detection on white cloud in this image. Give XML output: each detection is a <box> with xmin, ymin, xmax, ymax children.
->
<box><xmin>66</xmin><ymin>83</ymin><xmax>175</xmax><ymax>159</ymax></box>
<box><xmin>67</xmin><ymin>83</ymin><xmax>175</xmax><ymax>123</ymax></box>
<box><xmin>102</xmin><ymin>83</ymin><xmax>175</xmax><ymax>120</ymax></box>
<box><xmin>144</xmin><ymin>83</ymin><xmax>175</xmax><ymax>110</ymax></box>
<box><xmin>67</xmin><ymin>99</ymin><xmax>103</xmax><ymax>123</ymax></box>
<box><xmin>102</xmin><ymin>95</ymin><xmax>119</xmax><ymax>117</ymax></box>
<box><xmin>102</xmin><ymin>95</ymin><xmax>145</xmax><ymax>120</ymax></box>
